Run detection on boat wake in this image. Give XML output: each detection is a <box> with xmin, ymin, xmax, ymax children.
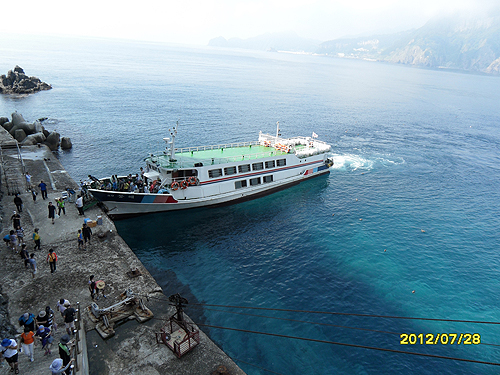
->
<box><xmin>330</xmin><ymin>153</ymin><xmax>404</xmax><ymax>172</ymax></box>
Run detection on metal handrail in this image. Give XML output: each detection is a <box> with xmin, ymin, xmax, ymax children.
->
<box><xmin>150</xmin><ymin>149</ymin><xmax>287</xmax><ymax>169</ymax></box>
<box><xmin>175</xmin><ymin>140</ymin><xmax>260</xmax><ymax>154</ymax></box>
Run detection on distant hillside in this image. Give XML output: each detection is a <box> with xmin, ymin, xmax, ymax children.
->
<box><xmin>318</xmin><ymin>13</ymin><xmax>500</xmax><ymax>74</ymax></box>
<box><xmin>208</xmin><ymin>32</ymin><xmax>320</xmax><ymax>52</ymax></box>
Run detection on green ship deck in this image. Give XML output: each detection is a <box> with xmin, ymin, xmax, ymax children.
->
<box><xmin>148</xmin><ymin>143</ymin><xmax>293</xmax><ymax>169</ymax></box>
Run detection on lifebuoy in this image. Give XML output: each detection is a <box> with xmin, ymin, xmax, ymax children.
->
<box><xmin>171</xmin><ymin>181</ymin><xmax>179</xmax><ymax>191</ymax></box>
<box><xmin>180</xmin><ymin>180</ymin><xmax>188</xmax><ymax>190</ymax></box>
<box><xmin>188</xmin><ymin>176</ymin><xmax>198</xmax><ymax>186</ymax></box>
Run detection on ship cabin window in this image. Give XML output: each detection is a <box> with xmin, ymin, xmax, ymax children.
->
<box><xmin>224</xmin><ymin>166</ymin><xmax>237</xmax><ymax>176</ymax></box>
<box><xmin>250</xmin><ymin>177</ymin><xmax>261</xmax><ymax>186</ymax></box>
<box><xmin>263</xmin><ymin>175</ymin><xmax>273</xmax><ymax>183</ymax></box>
<box><xmin>265</xmin><ymin>160</ymin><xmax>275</xmax><ymax>169</ymax></box>
<box><xmin>235</xmin><ymin>180</ymin><xmax>247</xmax><ymax>189</ymax></box>
<box><xmin>276</xmin><ymin>159</ymin><xmax>286</xmax><ymax>167</ymax></box>
<box><xmin>252</xmin><ymin>162</ymin><xmax>264</xmax><ymax>171</ymax></box>
<box><xmin>208</xmin><ymin>169</ymin><xmax>223</xmax><ymax>178</ymax></box>
<box><xmin>172</xmin><ymin>169</ymin><xmax>198</xmax><ymax>179</ymax></box>
<box><xmin>238</xmin><ymin>164</ymin><xmax>251</xmax><ymax>173</ymax></box>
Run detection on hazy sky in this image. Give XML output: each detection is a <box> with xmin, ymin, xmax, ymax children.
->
<box><xmin>1</xmin><ymin>0</ymin><xmax>496</xmax><ymax>45</ymax></box>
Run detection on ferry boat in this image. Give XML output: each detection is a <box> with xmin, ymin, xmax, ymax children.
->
<box><xmin>87</xmin><ymin>122</ymin><xmax>333</xmax><ymax>219</ymax></box>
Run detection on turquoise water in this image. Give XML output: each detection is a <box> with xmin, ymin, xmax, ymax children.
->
<box><xmin>1</xmin><ymin>35</ymin><xmax>500</xmax><ymax>374</ymax></box>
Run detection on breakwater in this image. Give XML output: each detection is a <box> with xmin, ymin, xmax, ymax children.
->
<box><xmin>0</xmin><ymin>126</ymin><xmax>245</xmax><ymax>375</ymax></box>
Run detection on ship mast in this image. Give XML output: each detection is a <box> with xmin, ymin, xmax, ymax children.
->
<box><xmin>276</xmin><ymin>121</ymin><xmax>281</xmax><ymax>141</ymax></box>
<box><xmin>163</xmin><ymin>121</ymin><xmax>179</xmax><ymax>162</ymax></box>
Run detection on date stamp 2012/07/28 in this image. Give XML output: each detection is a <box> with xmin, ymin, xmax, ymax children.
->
<box><xmin>400</xmin><ymin>333</ymin><xmax>481</xmax><ymax>345</ymax></box>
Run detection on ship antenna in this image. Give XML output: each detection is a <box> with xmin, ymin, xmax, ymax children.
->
<box><xmin>168</xmin><ymin>121</ymin><xmax>179</xmax><ymax>162</ymax></box>
<box><xmin>276</xmin><ymin>121</ymin><xmax>280</xmax><ymax>141</ymax></box>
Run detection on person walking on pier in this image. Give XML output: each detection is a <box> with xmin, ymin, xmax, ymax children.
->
<box><xmin>58</xmin><ymin>335</ymin><xmax>74</xmax><ymax>375</ymax></box>
<box><xmin>33</xmin><ymin>228</ymin><xmax>41</xmax><ymax>250</ymax></box>
<box><xmin>82</xmin><ymin>223</ymin><xmax>92</xmax><ymax>249</ymax></box>
<box><xmin>18</xmin><ymin>312</ymin><xmax>36</xmax><ymax>332</ymax></box>
<box><xmin>35</xmin><ymin>324</ymin><xmax>53</xmax><ymax>355</ymax></box>
<box><xmin>31</xmin><ymin>189</ymin><xmax>37</xmax><ymax>203</ymax></box>
<box><xmin>39</xmin><ymin>180</ymin><xmax>48</xmax><ymax>200</ymax></box>
<box><xmin>13</xmin><ymin>194</ymin><xmax>23</xmax><ymax>212</ymax></box>
<box><xmin>16</xmin><ymin>226</ymin><xmax>24</xmax><ymax>244</ymax></box>
<box><xmin>25</xmin><ymin>172</ymin><xmax>32</xmax><ymax>189</ymax></box>
<box><xmin>48</xmin><ymin>201</ymin><xmax>56</xmax><ymax>224</ymax></box>
<box><xmin>1</xmin><ymin>338</ymin><xmax>20</xmax><ymax>374</ymax></box>
<box><xmin>20</xmin><ymin>244</ymin><xmax>29</xmax><ymax>268</ymax></box>
<box><xmin>20</xmin><ymin>326</ymin><xmax>35</xmax><ymax>362</ymax></box>
<box><xmin>28</xmin><ymin>253</ymin><xmax>37</xmax><ymax>278</ymax></box>
<box><xmin>75</xmin><ymin>194</ymin><xmax>84</xmax><ymax>215</ymax></box>
<box><xmin>11</xmin><ymin>211</ymin><xmax>21</xmax><ymax>230</ymax></box>
<box><xmin>62</xmin><ymin>303</ymin><xmax>76</xmax><ymax>336</ymax></box>
<box><xmin>77</xmin><ymin>230</ymin><xmax>84</xmax><ymax>250</ymax></box>
<box><xmin>56</xmin><ymin>198</ymin><xmax>66</xmax><ymax>215</ymax></box>
<box><xmin>47</xmin><ymin>249</ymin><xmax>58</xmax><ymax>273</ymax></box>
<box><xmin>9</xmin><ymin>230</ymin><xmax>18</xmax><ymax>252</ymax></box>
<box><xmin>50</xmin><ymin>358</ymin><xmax>74</xmax><ymax>375</ymax></box>
<box><xmin>56</xmin><ymin>299</ymin><xmax>70</xmax><ymax>319</ymax></box>
<box><xmin>89</xmin><ymin>275</ymin><xmax>97</xmax><ymax>300</ymax></box>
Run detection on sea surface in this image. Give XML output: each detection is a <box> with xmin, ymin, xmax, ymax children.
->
<box><xmin>1</xmin><ymin>34</ymin><xmax>500</xmax><ymax>375</ymax></box>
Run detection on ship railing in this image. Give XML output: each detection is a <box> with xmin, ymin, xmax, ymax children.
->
<box><xmin>152</xmin><ymin>149</ymin><xmax>289</xmax><ymax>169</ymax></box>
<box><xmin>259</xmin><ymin>133</ymin><xmax>330</xmax><ymax>147</ymax></box>
<box><xmin>175</xmin><ymin>140</ymin><xmax>260</xmax><ymax>154</ymax></box>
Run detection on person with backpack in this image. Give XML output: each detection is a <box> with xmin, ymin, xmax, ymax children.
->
<box><xmin>33</xmin><ymin>228</ymin><xmax>41</xmax><ymax>250</ymax></box>
<box><xmin>18</xmin><ymin>312</ymin><xmax>36</xmax><ymax>331</ymax></box>
<box><xmin>47</xmin><ymin>249</ymin><xmax>58</xmax><ymax>273</ymax></box>
<box><xmin>63</xmin><ymin>303</ymin><xmax>76</xmax><ymax>335</ymax></box>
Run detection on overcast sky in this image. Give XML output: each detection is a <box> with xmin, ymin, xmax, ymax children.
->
<box><xmin>1</xmin><ymin>0</ymin><xmax>497</xmax><ymax>45</ymax></box>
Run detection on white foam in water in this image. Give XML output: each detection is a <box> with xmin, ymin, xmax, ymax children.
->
<box><xmin>330</xmin><ymin>153</ymin><xmax>404</xmax><ymax>171</ymax></box>
<box><xmin>330</xmin><ymin>154</ymin><xmax>374</xmax><ymax>171</ymax></box>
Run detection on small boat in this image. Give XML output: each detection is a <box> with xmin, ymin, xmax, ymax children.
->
<box><xmin>87</xmin><ymin>122</ymin><xmax>333</xmax><ymax>219</ymax></box>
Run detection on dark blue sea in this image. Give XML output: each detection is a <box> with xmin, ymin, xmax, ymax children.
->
<box><xmin>2</xmin><ymin>34</ymin><xmax>500</xmax><ymax>375</ymax></box>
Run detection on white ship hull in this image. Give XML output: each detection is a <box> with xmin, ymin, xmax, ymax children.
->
<box><xmin>88</xmin><ymin>127</ymin><xmax>333</xmax><ymax>219</ymax></box>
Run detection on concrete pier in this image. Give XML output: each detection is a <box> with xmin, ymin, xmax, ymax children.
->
<box><xmin>0</xmin><ymin>126</ymin><xmax>245</xmax><ymax>375</ymax></box>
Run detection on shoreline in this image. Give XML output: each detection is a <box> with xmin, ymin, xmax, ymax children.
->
<box><xmin>0</xmin><ymin>127</ymin><xmax>245</xmax><ymax>374</ymax></box>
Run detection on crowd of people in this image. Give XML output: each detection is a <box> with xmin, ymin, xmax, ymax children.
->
<box><xmin>1</xmin><ymin>175</ymin><xmax>107</xmax><ymax>374</ymax></box>
<box><xmin>1</xmin><ymin>304</ymin><xmax>77</xmax><ymax>374</ymax></box>
<box><xmin>85</xmin><ymin>169</ymin><xmax>167</xmax><ymax>194</ymax></box>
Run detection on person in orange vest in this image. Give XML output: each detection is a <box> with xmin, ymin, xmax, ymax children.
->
<box><xmin>47</xmin><ymin>249</ymin><xmax>57</xmax><ymax>273</ymax></box>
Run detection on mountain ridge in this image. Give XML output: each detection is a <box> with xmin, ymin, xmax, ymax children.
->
<box><xmin>209</xmin><ymin>13</ymin><xmax>500</xmax><ymax>74</ymax></box>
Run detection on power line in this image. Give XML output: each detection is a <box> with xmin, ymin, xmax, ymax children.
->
<box><xmin>187</xmin><ymin>302</ymin><xmax>500</xmax><ymax>326</ymax></box>
<box><xmin>188</xmin><ymin>305</ymin><xmax>400</xmax><ymax>336</ymax></box>
<box><xmin>138</xmin><ymin>293</ymin><xmax>500</xmax><ymax>326</ymax></box>
<box><xmin>196</xmin><ymin>323</ymin><xmax>500</xmax><ymax>367</ymax></box>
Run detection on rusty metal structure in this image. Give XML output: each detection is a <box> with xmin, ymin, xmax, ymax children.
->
<box><xmin>88</xmin><ymin>288</ymin><xmax>153</xmax><ymax>339</ymax></box>
<box><xmin>156</xmin><ymin>293</ymin><xmax>200</xmax><ymax>358</ymax></box>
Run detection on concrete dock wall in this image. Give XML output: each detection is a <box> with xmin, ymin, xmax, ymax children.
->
<box><xmin>0</xmin><ymin>128</ymin><xmax>245</xmax><ymax>375</ymax></box>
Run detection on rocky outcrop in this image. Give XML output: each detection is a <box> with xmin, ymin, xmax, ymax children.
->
<box><xmin>60</xmin><ymin>137</ymin><xmax>73</xmax><ymax>150</ymax></box>
<box><xmin>0</xmin><ymin>66</ymin><xmax>52</xmax><ymax>95</ymax></box>
<box><xmin>44</xmin><ymin>131</ymin><xmax>60</xmax><ymax>151</ymax></box>
<box><xmin>1</xmin><ymin>112</ymin><xmax>72</xmax><ymax>150</ymax></box>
